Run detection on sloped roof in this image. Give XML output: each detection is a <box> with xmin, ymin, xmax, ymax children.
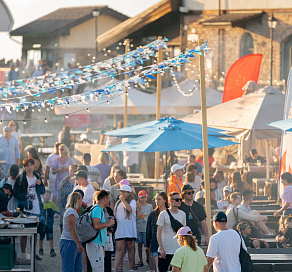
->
<box><xmin>201</xmin><ymin>12</ymin><xmax>263</xmax><ymax>26</ymax></box>
<box><xmin>10</xmin><ymin>6</ymin><xmax>129</xmax><ymax>36</ymax></box>
<box><xmin>96</xmin><ymin>0</ymin><xmax>181</xmax><ymax>50</ymax></box>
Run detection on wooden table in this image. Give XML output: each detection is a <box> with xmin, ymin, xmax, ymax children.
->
<box><xmin>0</xmin><ymin>227</ymin><xmax>37</xmax><ymax>272</ymax></box>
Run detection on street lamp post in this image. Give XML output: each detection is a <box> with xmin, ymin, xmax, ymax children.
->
<box><xmin>92</xmin><ymin>8</ymin><xmax>100</xmax><ymax>60</ymax></box>
<box><xmin>267</xmin><ymin>14</ymin><xmax>277</xmax><ymax>86</ymax></box>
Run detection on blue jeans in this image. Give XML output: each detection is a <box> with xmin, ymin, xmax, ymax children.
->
<box><xmin>59</xmin><ymin>239</ymin><xmax>82</xmax><ymax>272</ymax></box>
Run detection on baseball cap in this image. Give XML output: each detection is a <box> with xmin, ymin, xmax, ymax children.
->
<box><xmin>119</xmin><ymin>179</ymin><xmax>130</xmax><ymax>187</ymax></box>
<box><xmin>77</xmin><ymin>165</ymin><xmax>88</xmax><ymax>172</ymax></box>
<box><xmin>182</xmin><ymin>184</ymin><xmax>193</xmax><ymax>192</ymax></box>
<box><xmin>173</xmin><ymin>226</ymin><xmax>192</xmax><ymax>238</ymax></box>
<box><xmin>171</xmin><ymin>164</ymin><xmax>184</xmax><ymax>173</ymax></box>
<box><xmin>138</xmin><ymin>190</ymin><xmax>148</xmax><ymax>197</ymax></box>
<box><xmin>223</xmin><ymin>186</ymin><xmax>232</xmax><ymax>193</ymax></box>
<box><xmin>9</xmin><ymin>164</ymin><xmax>19</xmax><ymax>178</ymax></box>
<box><xmin>3</xmin><ymin>126</ymin><xmax>11</xmax><ymax>131</ymax></box>
<box><xmin>72</xmin><ymin>170</ymin><xmax>88</xmax><ymax>179</ymax></box>
<box><xmin>118</xmin><ymin>185</ymin><xmax>132</xmax><ymax>192</ymax></box>
<box><xmin>212</xmin><ymin>212</ymin><xmax>227</xmax><ymax>223</ymax></box>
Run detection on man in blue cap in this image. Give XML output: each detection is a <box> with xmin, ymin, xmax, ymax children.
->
<box><xmin>206</xmin><ymin>212</ymin><xmax>246</xmax><ymax>272</ymax></box>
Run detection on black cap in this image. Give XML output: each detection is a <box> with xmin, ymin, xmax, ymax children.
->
<box><xmin>73</xmin><ymin>170</ymin><xmax>88</xmax><ymax>179</ymax></box>
<box><xmin>182</xmin><ymin>184</ymin><xmax>193</xmax><ymax>192</ymax></box>
<box><xmin>9</xmin><ymin>164</ymin><xmax>19</xmax><ymax>178</ymax></box>
<box><xmin>212</xmin><ymin>212</ymin><xmax>227</xmax><ymax>223</ymax></box>
<box><xmin>77</xmin><ymin>165</ymin><xmax>88</xmax><ymax>173</ymax></box>
<box><xmin>2</xmin><ymin>183</ymin><xmax>13</xmax><ymax>193</ymax></box>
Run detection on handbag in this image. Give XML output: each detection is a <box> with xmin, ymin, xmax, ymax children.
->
<box><xmin>166</xmin><ymin>209</ymin><xmax>184</xmax><ymax>233</ymax></box>
<box><xmin>236</xmin><ymin>231</ymin><xmax>254</xmax><ymax>272</ymax></box>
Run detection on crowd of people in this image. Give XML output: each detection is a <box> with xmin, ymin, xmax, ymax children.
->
<box><xmin>1</xmin><ymin>124</ymin><xmax>292</xmax><ymax>272</ymax></box>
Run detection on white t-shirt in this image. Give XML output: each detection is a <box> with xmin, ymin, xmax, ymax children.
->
<box><xmin>86</xmin><ymin>165</ymin><xmax>101</xmax><ymax>185</ymax></box>
<box><xmin>282</xmin><ymin>185</ymin><xmax>292</xmax><ymax>209</ymax></box>
<box><xmin>102</xmin><ymin>177</ymin><xmax>112</xmax><ymax>192</ymax></box>
<box><xmin>24</xmin><ymin>176</ymin><xmax>40</xmax><ymax>215</ymax></box>
<box><xmin>46</xmin><ymin>153</ymin><xmax>59</xmax><ymax>180</ymax></box>
<box><xmin>217</xmin><ymin>200</ymin><xmax>229</xmax><ymax>210</ymax></box>
<box><xmin>74</xmin><ymin>184</ymin><xmax>95</xmax><ymax>206</ymax></box>
<box><xmin>206</xmin><ymin>229</ymin><xmax>246</xmax><ymax>272</ymax></box>
<box><xmin>122</xmin><ymin>138</ymin><xmax>139</xmax><ymax>167</ymax></box>
<box><xmin>114</xmin><ymin>199</ymin><xmax>137</xmax><ymax>239</ymax></box>
<box><xmin>217</xmin><ymin>180</ymin><xmax>227</xmax><ymax>191</ymax></box>
<box><xmin>157</xmin><ymin>209</ymin><xmax>186</xmax><ymax>254</ymax></box>
<box><xmin>7</xmin><ymin>178</ymin><xmax>16</xmax><ymax>211</ymax></box>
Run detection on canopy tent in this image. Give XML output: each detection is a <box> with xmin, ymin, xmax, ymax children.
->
<box><xmin>182</xmin><ymin>86</ymin><xmax>285</xmax><ymax>160</ymax></box>
<box><xmin>54</xmin><ymin>88</ymin><xmax>175</xmax><ymax>115</ymax></box>
<box><xmin>153</xmin><ymin>79</ymin><xmax>222</xmax><ymax>114</ymax></box>
<box><xmin>0</xmin><ymin>0</ymin><xmax>13</xmax><ymax>32</ymax></box>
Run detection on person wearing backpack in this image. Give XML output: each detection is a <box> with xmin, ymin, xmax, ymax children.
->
<box><xmin>86</xmin><ymin>190</ymin><xmax>115</xmax><ymax>271</ymax></box>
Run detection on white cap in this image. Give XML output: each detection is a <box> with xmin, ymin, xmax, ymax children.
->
<box><xmin>171</xmin><ymin>164</ymin><xmax>184</xmax><ymax>173</ymax></box>
<box><xmin>118</xmin><ymin>185</ymin><xmax>132</xmax><ymax>192</ymax></box>
<box><xmin>223</xmin><ymin>186</ymin><xmax>232</xmax><ymax>193</ymax></box>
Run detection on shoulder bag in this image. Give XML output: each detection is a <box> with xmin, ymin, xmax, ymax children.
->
<box><xmin>236</xmin><ymin>230</ymin><xmax>254</xmax><ymax>272</ymax></box>
<box><xmin>166</xmin><ymin>209</ymin><xmax>184</xmax><ymax>233</ymax></box>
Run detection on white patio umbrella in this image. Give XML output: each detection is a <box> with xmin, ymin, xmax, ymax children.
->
<box><xmin>54</xmin><ymin>88</ymin><xmax>175</xmax><ymax>115</ymax></box>
<box><xmin>182</xmin><ymin>86</ymin><xmax>285</xmax><ymax>180</ymax></box>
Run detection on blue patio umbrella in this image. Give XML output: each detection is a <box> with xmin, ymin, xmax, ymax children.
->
<box><xmin>268</xmin><ymin>119</ymin><xmax>292</xmax><ymax>131</ymax></box>
<box><xmin>105</xmin><ymin>117</ymin><xmax>232</xmax><ymax>138</ymax></box>
<box><xmin>104</xmin><ymin>125</ymin><xmax>237</xmax><ymax>153</ymax></box>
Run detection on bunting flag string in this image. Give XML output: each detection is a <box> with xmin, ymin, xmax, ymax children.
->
<box><xmin>0</xmin><ymin>39</ymin><xmax>168</xmax><ymax>100</ymax></box>
<box><xmin>0</xmin><ymin>41</ymin><xmax>209</xmax><ymax>117</ymax></box>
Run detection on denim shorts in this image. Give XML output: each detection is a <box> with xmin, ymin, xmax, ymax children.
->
<box><xmin>135</xmin><ymin>232</ymin><xmax>146</xmax><ymax>244</ymax></box>
<box><xmin>151</xmin><ymin>251</ymin><xmax>159</xmax><ymax>257</ymax></box>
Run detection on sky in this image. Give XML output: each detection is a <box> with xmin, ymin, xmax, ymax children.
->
<box><xmin>0</xmin><ymin>0</ymin><xmax>161</xmax><ymax>61</ymax></box>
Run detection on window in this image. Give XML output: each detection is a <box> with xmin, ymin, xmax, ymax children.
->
<box><xmin>240</xmin><ymin>33</ymin><xmax>254</xmax><ymax>57</ymax></box>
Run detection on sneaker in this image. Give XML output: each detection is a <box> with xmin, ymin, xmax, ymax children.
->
<box><xmin>35</xmin><ymin>254</ymin><xmax>42</xmax><ymax>261</ymax></box>
<box><xmin>39</xmin><ymin>249</ymin><xmax>44</xmax><ymax>256</ymax></box>
<box><xmin>50</xmin><ymin>249</ymin><xmax>56</xmax><ymax>257</ymax></box>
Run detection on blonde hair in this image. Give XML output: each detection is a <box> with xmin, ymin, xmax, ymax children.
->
<box><xmin>99</xmin><ymin>152</ymin><xmax>109</xmax><ymax>164</ymax></box>
<box><xmin>60</xmin><ymin>144</ymin><xmax>69</xmax><ymax>157</ymax></box>
<box><xmin>66</xmin><ymin>191</ymin><xmax>81</xmax><ymax>209</ymax></box>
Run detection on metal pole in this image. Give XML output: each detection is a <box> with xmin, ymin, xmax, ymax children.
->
<box><xmin>95</xmin><ymin>16</ymin><xmax>98</xmax><ymax>60</ymax></box>
<box><xmin>199</xmin><ymin>39</ymin><xmax>212</xmax><ymax>235</ymax></box>
<box><xmin>270</xmin><ymin>27</ymin><xmax>273</xmax><ymax>86</ymax></box>
<box><xmin>266</xmin><ymin>140</ymin><xmax>270</xmax><ymax>181</ymax></box>
<box><xmin>155</xmin><ymin>36</ymin><xmax>163</xmax><ymax>180</ymax></box>
<box><xmin>124</xmin><ymin>39</ymin><xmax>130</xmax><ymax>128</ymax></box>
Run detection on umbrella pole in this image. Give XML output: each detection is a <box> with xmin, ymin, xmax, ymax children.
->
<box><xmin>124</xmin><ymin>39</ymin><xmax>130</xmax><ymax>128</ymax></box>
<box><xmin>199</xmin><ymin>39</ymin><xmax>212</xmax><ymax>236</ymax></box>
<box><xmin>165</xmin><ymin>151</ymin><xmax>168</xmax><ymax>193</ymax></box>
<box><xmin>155</xmin><ymin>37</ymin><xmax>163</xmax><ymax>179</ymax></box>
<box><xmin>266</xmin><ymin>140</ymin><xmax>270</xmax><ymax>181</ymax></box>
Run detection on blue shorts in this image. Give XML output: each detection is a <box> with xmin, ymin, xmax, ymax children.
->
<box><xmin>135</xmin><ymin>232</ymin><xmax>146</xmax><ymax>244</ymax></box>
<box><xmin>151</xmin><ymin>252</ymin><xmax>159</xmax><ymax>257</ymax></box>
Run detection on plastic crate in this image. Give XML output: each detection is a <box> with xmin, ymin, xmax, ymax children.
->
<box><xmin>0</xmin><ymin>244</ymin><xmax>14</xmax><ymax>270</ymax></box>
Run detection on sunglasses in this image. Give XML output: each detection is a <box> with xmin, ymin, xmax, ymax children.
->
<box><xmin>172</xmin><ymin>198</ymin><xmax>182</xmax><ymax>202</ymax></box>
<box><xmin>59</xmin><ymin>148</ymin><xmax>64</xmax><ymax>151</ymax></box>
<box><xmin>185</xmin><ymin>191</ymin><xmax>195</xmax><ymax>195</ymax></box>
<box><xmin>10</xmin><ymin>124</ymin><xmax>16</xmax><ymax>126</ymax></box>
